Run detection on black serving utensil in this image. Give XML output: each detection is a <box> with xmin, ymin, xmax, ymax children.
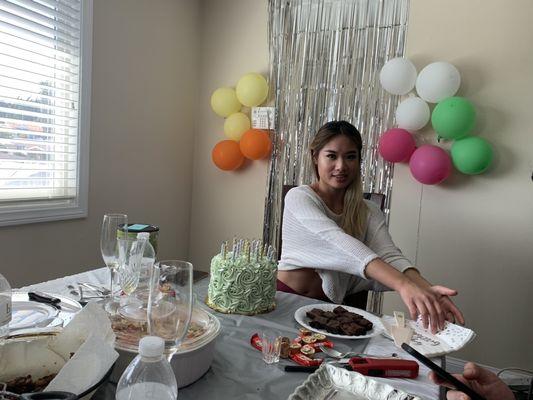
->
<box><xmin>28</xmin><ymin>291</ymin><xmax>61</xmax><ymax>307</ymax></box>
<box><xmin>20</xmin><ymin>391</ymin><xmax>77</xmax><ymax>400</ymax></box>
<box><xmin>28</xmin><ymin>292</ymin><xmax>79</xmax><ymax>312</ymax></box>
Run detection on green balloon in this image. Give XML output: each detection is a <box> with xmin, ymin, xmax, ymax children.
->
<box><xmin>431</xmin><ymin>97</ymin><xmax>476</xmax><ymax>140</ymax></box>
<box><xmin>451</xmin><ymin>136</ymin><xmax>493</xmax><ymax>174</ymax></box>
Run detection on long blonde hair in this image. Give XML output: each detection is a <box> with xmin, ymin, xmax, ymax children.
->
<box><xmin>310</xmin><ymin>121</ymin><xmax>368</xmax><ymax>239</ymax></box>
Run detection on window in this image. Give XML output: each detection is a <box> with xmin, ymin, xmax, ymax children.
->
<box><xmin>0</xmin><ymin>0</ymin><xmax>92</xmax><ymax>226</ymax></box>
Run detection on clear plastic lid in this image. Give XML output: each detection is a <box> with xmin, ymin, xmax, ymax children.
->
<box><xmin>112</xmin><ymin>304</ymin><xmax>221</xmax><ymax>355</ymax></box>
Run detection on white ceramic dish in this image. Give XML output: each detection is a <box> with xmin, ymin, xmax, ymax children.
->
<box><xmin>111</xmin><ymin>304</ymin><xmax>221</xmax><ymax>388</ymax></box>
<box><xmin>288</xmin><ymin>364</ymin><xmax>421</xmax><ymax>400</ymax></box>
<box><xmin>294</xmin><ymin>304</ymin><xmax>385</xmax><ymax>339</ymax></box>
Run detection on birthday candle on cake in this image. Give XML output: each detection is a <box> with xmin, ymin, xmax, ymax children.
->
<box><xmin>232</xmin><ymin>238</ymin><xmax>237</xmax><ymax>262</ymax></box>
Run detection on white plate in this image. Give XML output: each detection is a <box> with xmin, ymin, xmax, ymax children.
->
<box><xmin>10</xmin><ymin>291</ymin><xmax>82</xmax><ymax>331</ymax></box>
<box><xmin>294</xmin><ymin>303</ymin><xmax>385</xmax><ymax>339</ymax></box>
<box><xmin>288</xmin><ymin>364</ymin><xmax>421</xmax><ymax>400</ymax></box>
<box><xmin>10</xmin><ymin>300</ymin><xmax>59</xmax><ymax>330</ymax></box>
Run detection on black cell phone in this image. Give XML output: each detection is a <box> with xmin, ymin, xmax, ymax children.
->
<box><xmin>401</xmin><ymin>343</ymin><xmax>486</xmax><ymax>400</ymax></box>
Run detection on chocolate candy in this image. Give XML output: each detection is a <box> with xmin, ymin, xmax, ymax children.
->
<box><xmin>280</xmin><ymin>337</ymin><xmax>291</xmax><ymax>358</ymax></box>
<box><xmin>306</xmin><ymin>306</ymin><xmax>373</xmax><ymax>336</ymax></box>
<box><xmin>300</xmin><ymin>344</ymin><xmax>315</xmax><ymax>356</ymax></box>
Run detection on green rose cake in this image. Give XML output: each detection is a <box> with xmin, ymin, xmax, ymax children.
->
<box><xmin>206</xmin><ymin>239</ymin><xmax>277</xmax><ymax>315</ymax></box>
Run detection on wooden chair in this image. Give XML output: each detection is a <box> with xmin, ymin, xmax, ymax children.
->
<box><xmin>278</xmin><ymin>185</ymin><xmax>385</xmax><ymax>310</ymax></box>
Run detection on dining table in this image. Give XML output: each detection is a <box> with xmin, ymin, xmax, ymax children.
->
<box><xmin>20</xmin><ymin>267</ymin><xmax>444</xmax><ymax>400</ymax></box>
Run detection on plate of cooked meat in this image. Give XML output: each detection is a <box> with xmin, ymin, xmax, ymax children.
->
<box><xmin>294</xmin><ymin>304</ymin><xmax>385</xmax><ymax>339</ymax></box>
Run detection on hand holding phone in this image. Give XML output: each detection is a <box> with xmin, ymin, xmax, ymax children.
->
<box><xmin>401</xmin><ymin>343</ymin><xmax>487</xmax><ymax>400</ymax></box>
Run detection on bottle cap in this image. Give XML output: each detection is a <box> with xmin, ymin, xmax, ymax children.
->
<box><xmin>139</xmin><ymin>336</ymin><xmax>165</xmax><ymax>357</ymax></box>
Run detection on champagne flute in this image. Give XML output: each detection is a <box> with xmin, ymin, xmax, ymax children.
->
<box><xmin>100</xmin><ymin>213</ymin><xmax>127</xmax><ymax>313</ymax></box>
<box><xmin>147</xmin><ymin>260</ymin><xmax>193</xmax><ymax>358</ymax></box>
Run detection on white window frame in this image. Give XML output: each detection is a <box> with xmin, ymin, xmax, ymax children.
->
<box><xmin>0</xmin><ymin>0</ymin><xmax>93</xmax><ymax>227</ymax></box>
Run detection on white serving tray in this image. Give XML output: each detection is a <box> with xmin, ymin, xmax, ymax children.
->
<box><xmin>288</xmin><ymin>364</ymin><xmax>421</xmax><ymax>400</ymax></box>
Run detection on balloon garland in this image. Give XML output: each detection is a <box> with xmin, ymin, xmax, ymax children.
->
<box><xmin>378</xmin><ymin>58</ymin><xmax>494</xmax><ymax>185</ymax></box>
<box><xmin>210</xmin><ymin>73</ymin><xmax>272</xmax><ymax>171</ymax></box>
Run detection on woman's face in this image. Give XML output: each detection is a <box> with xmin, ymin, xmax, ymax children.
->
<box><xmin>314</xmin><ymin>134</ymin><xmax>360</xmax><ymax>191</ymax></box>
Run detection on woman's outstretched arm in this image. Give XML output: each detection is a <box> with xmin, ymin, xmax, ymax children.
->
<box><xmin>365</xmin><ymin>259</ymin><xmax>464</xmax><ymax>333</ymax></box>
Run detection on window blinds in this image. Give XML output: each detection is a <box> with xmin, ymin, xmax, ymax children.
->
<box><xmin>0</xmin><ymin>0</ymin><xmax>82</xmax><ymax>203</ymax></box>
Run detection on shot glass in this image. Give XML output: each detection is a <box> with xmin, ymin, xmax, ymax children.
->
<box><xmin>261</xmin><ymin>330</ymin><xmax>281</xmax><ymax>364</ymax></box>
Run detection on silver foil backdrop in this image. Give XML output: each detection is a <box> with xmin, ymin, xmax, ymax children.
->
<box><xmin>264</xmin><ymin>0</ymin><xmax>410</xmax><ymax>313</ymax></box>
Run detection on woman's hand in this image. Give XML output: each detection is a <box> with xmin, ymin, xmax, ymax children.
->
<box><xmin>402</xmin><ymin>269</ymin><xmax>465</xmax><ymax>330</ymax></box>
<box><xmin>429</xmin><ymin>362</ymin><xmax>515</xmax><ymax>400</ymax></box>
<box><xmin>397</xmin><ymin>279</ymin><xmax>447</xmax><ymax>333</ymax></box>
<box><xmin>429</xmin><ymin>285</ymin><xmax>465</xmax><ymax>326</ymax></box>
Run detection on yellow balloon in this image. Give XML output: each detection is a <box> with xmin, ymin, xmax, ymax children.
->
<box><xmin>236</xmin><ymin>73</ymin><xmax>268</xmax><ymax>107</ymax></box>
<box><xmin>210</xmin><ymin>87</ymin><xmax>241</xmax><ymax>117</ymax></box>
<box><xmin>224</xmin><ymin>112</ymin><xmax>251</xmax><ymax>141</ymax></box>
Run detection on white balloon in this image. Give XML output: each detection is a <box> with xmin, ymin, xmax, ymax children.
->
<box><xmin>379</xmin><ymin>58</ymin><xmax>417</xmax><ymax>95</ymax></box>
<box><xmin>415</xmin><ymin>61</ymin><xmax>461</xmax><ymax>103</ymax></box>
<box><xmin>395</xmin><ymin>97</ymin><xmax>430</xmax><ymax>131</ymax></box>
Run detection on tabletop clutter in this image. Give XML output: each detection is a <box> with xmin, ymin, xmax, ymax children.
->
<box><xmin>0</xmin><ymin>232</ymin><xmax>477</xmax><ymax>400</ymax></box>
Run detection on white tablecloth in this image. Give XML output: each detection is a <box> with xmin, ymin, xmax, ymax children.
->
<box><xmin>21</xmin><ymin>268</ymin><xmax>442</xmax><ymax>400</ymax></box>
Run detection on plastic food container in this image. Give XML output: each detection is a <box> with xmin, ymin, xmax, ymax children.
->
<box><xmin>111</xmin><ymin>305</ymin><xmax>221</xmax><ymax>388</ymax></box>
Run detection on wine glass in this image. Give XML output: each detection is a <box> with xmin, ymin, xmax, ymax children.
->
<box><xmin>117</xmin><ymin>236</ymin><xmax>148</xmax><ymax>320</ymax></box>
<box><xmin>147</xmin><ymin>260</ymin><xmax>193</xmax><ymax>357</ymax></box>
<box><xmin>100</xmin><ymin>213</ymin><xmax>127</xmax><ymax>313</ymax></box>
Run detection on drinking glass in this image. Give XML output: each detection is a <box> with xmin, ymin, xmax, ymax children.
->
<box><xmin>100</xmin><ymin>213</ymin><xmax>127</xmax><ymax>313</ymax></box>
<box><xmin>117</xmin><ymin>236</ymin><xmax>148</xmax><ymax>321</ymax></box>
<box><xmin>147</xmin><ymin>260</ymin><xmax>193</xmax><ymax>356</ymax></box>
<box><xmin>261</xmin><ymin>329</ymin><xmax>281</xmax><ymax>364</ymax></box>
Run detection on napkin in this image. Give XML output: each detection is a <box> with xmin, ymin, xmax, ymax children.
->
<box><xmin>45</xmin><ymin>302</ymin><xmax>119</xmax><ymax>394</ymax></box>
<box><xmin>382</xmin><ymin>315</ymin><xmax>476</xmax><ymax>357</ymax></box>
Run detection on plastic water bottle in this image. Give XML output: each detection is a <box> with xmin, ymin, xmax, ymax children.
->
<box><xmin>0</xmin><ymin>272</ymin><xmax>11</xmax><ymax>338</ymax></box>
<box><xmin>116</xmin><ymin>336</ymin><xmax>177</xmax><ymax>400</ymax></box>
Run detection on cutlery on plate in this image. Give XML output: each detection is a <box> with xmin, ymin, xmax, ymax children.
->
<box><xmin>77</xmin><ymin>282</ymin><xmax>110</xmax><ymax>295</ymax></box>
<box><xmin>28</xmin><ymin>291</ymin><xmax>80</xmax><ymax>312</ymax></box>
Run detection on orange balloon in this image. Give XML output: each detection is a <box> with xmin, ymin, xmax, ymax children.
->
<box><xmin>239</xmin><ymin>129</ymin><xmax>272</xmax><ymax>160</ymax></box>
<box><xmin>212</xmin><ymin>140</ymin><xmax>245</xmax><ymax>171</ymax></box>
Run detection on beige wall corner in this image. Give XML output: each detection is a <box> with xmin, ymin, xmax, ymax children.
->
<box><xmin>0</xmin><ymin>0</ymin><xmax>200</xmax><ymax>287</ymax></box>
<box><xmin>188</xmin><ymin>0</ymin><xmax>270</xmax><ymax>271</ymax></box>
<box><xmin>385</xmin><ymin>0</ymin><xmax>533</xmax><ymax>369</ymax></box>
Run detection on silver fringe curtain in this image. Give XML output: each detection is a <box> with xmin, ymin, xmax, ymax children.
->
<box><xmin>263</xmin><ymin>0</ymin><xmax>410</xmax><ymax>313</ymax></box>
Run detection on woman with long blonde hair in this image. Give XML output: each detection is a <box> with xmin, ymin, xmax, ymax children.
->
<box><xmin>277</xmin><ymin>121</ymin><xmax>464</xmax><ymax>333</ymax></box>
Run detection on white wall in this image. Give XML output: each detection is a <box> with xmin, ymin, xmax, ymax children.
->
<box><xmin>188</xmin><ymin>0</ymin><xmax>270</xmax><ymax>271</ymax></box>
<box><xmin>0</xmin><ymin>0</ymin><xmax>200</xmax><ymax>287</ymax></box>
<box><xmin>384</xmin><ymin>0</ymin><xmax>533</xmax><ymax>369</ymax></box>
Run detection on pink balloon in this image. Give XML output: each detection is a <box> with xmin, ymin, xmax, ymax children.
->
<box><xmin>378</xmin><ymin>128</ymin><xmax>416</xmax><ymax>163</ymax></box>
<box><xmin>409</xmin><ymin>145</ymin><xmax>452</xmax><ymax>185</ymax></box>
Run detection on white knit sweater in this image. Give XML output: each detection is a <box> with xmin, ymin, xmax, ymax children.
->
<box><xmin>278</xmin><ymin>185</ymin><xmax>413</xmax><ymax>303</ymax></box>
